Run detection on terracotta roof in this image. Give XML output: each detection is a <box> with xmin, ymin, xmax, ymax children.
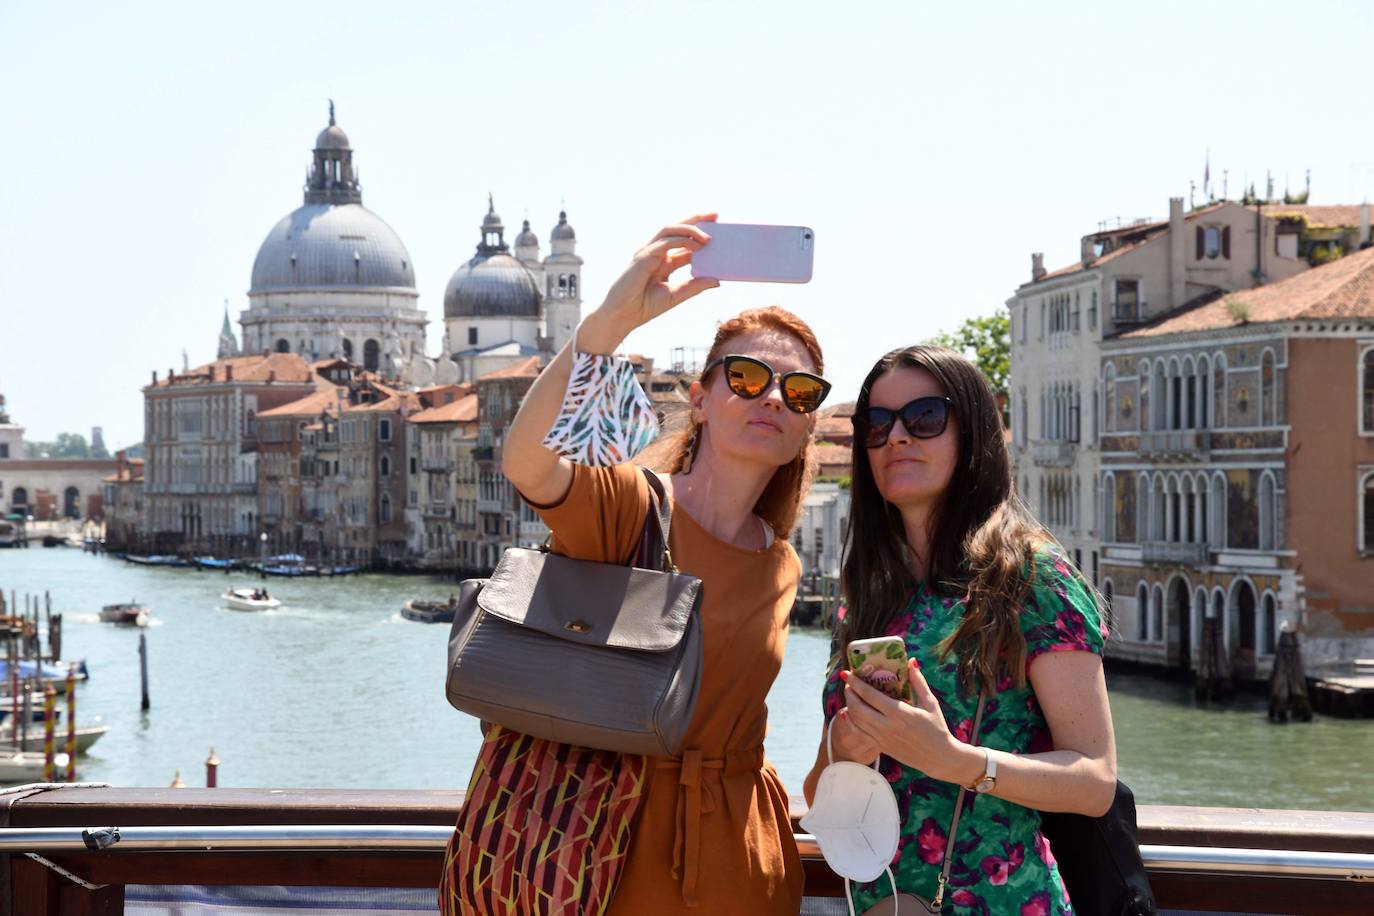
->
<box><xmin>348</xmin><ymin>390</ymin><xmax>422</xmax><ymax>413</ymax></box>
<box><xmin>815</xmin><ymin>416</ymin><xmax>852</xmax><ymax>442</ymax></box>
<box><xmin>416</xmin><ymin>383</ymin><xmax>473</xmax><ymax>408</ymax></box>
<box><xmin>102</xmin><ymin>459</ymin><xmax>145</xmax><ymax>483</ymax></box>
<box><xmin>1121</xmin><ymin>245</ymin><xmax>1374</xmax><ymax>338</ymax></box>
<box><xmin>151</xmin><ymin>353</ymin><xmax>315</xmax><ymax>388</ymax></box>
<box><xmin>1257</xmin><ymin>204</ymin><xmax>1367</xmax><ymax>229</ymax></box>
<box><xmin>814</xmin><ymin>442</ymin><xmax>852</xmax><ymax>471</ymax></box>
<box><xmin>257</xmin><ymin>387</ymin><xmax>343</xmax><ymax>418</ymax></box>
<box><xmin>410</xmin><ymin>394</ymin><xmax>478</xmax><ymax>424</ymax></box>
<box><xmin>477</xmin><ymin>356</ymin><xmax>541</xmax><ymax>381</ymax></box>
<box><xmin>817</xmin><ymin>400</ymin><xmax>855</xmax><ymax>419</ymax></box>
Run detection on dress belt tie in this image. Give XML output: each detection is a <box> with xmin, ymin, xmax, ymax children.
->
<box><xmin>656</xmin><ymin>745</ymin><xmax>765</xmax><ymax>907</ymax></box>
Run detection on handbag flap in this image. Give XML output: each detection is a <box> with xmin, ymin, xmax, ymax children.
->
<box><xmin>477</xmin><ymin>547</ymin><xmax>701</xmax><ymax>652</ymax></box>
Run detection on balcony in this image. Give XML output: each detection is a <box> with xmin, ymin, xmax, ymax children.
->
<box><xmin>1139</xmin><ymin>430</ymin><xmax>1211</xmax><ymax>460</ymax></box>
<box><xmin>421</xmin><ymin>457</ymin><xmax>455</xmax><ymax>472</ymax></box>
<box><xmin>1030</xmin><ymin>440</ymin><xmax>1076</xmax><ymax>467</ymax></box>
<box><xmin>1111</xmin><ymin>300</ymin><xmax>1146</xmax><ymax>323</ymax></box>
<box><xmin>1142</xmin><ymin>541</ymin><xmax>1210</xmax><ymax>565</ymax></box>
<box><xmin>477</xmin><ymin>497</ymin><xmax>504</xmax><ymax>514</ymax></box>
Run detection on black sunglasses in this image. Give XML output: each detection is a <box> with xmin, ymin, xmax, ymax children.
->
<box><xmin>855</xmin><ymin>396</ymin><xmax>954</xmax><ymax>448</ymax></box>
<box><xmin>701</xmin><ymin>355</ymin><xmax>832</xmax><ymax>414</ymax></box>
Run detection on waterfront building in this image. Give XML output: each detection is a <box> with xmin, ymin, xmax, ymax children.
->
<box><xmin>142</xmin><ymin>353</ymin><xmax>316</xmax><ymax>553</ymax></box>
<box><xmin>254</xmin><ymin>381</ymin><xmax>342</xmax><ymax>558</ymax></box>
<box><xmin>1008</xmin><ymin>198</ymin><xmax>1367</xmax><ymax>597</ymax></box>
<box><xmin>1099</xmin><ymin>245</ymin><xmax>1374</xmax><ymax>676</ymax></box>
<box><xmin>440</xmin><ymin>200</ymin><xmax>583</xmax><ymax>383</ymax></box>
<box><xmin>407</xmin><ymin>388</ymin><xmax>479</xmax><ymax>571</ymax></box>
<box><xmin>0</xmin><ymin>392</ymin><xmax>117</xmax><ymax>521</ymax></box>
<box><xmin>474</xmin><ymin>356</ymin><xmax>546</xmax><ymax>569</ymax></box>
<box><xmin>335</xmin><ymin>383</ymin><xmax>420</xmax><ymax>565</ymax></box>
<box><xmin>237</xmin><ymin>105</ymin><xmax>426</xmax><ymax>373</ymax></box>
<box><xmin>101</xmin><ymin>451</ymin><xmax>145</xmax><ymax>550</ymax></box>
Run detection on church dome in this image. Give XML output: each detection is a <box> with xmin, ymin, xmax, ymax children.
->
<box><xmin>315</xmin><ymin>124</ymin><xmax>350</xmax><ymax>150</ymax></box>
<box><xmin>514</xmin><ymin>219</ymin><xmax>539</xmax><ymax>249</ymax></box>
<box><xmin>444</xmin><ymin>253</ymin><xmax>541</xmax><ymax>318</ymax></box>
<box><xmin>250</xmin><ymin>203</ymin><xmax>417</xmax><ymax>292</ymax></box>
<box><xmin>551</xmin><ymin>210</ymin><xmax>576</xmax><ymax>241</ymax></box>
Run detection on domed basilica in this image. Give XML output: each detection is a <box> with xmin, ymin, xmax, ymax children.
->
<box><xmin>230</xmin><ymin>105</ymin><xmax>581</xmax><ymax>386</ymax></box>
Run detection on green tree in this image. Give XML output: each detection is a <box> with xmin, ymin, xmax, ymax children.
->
<box><xmin>24</xmin><ymin>433</ymin><xmax>91</xmax><ymax>458</ymax></box>
<box><xmin>925</xmin><ymin>310</ymin><xmax>1010</xmax><ymax>398</ymax></box>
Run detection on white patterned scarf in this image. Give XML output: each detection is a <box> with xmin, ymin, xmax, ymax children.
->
<box><xmin>542</xmin><ymin>348</ymin><xmax>661</xmax><ymax>466</ymax></box>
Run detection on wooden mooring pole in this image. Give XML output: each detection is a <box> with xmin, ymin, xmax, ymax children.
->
<box><xmin>64</xmin><ymin>667</ymin><xmax>77</xmax><ymax>780</ymax></box>
<box><xmin>1268</xmin><ymin>625</ymin><xmax>1312</xmax><ymax>723</ymax></box>
<box><xmin>139</xmin><ymin>632</ymin><xmax>150</xmax><ymax>711</ymax></box>
<box><xmin>1195</xmin><ymin>616</ymin><xmax>1234</xmax><ymax>701</ymax></box>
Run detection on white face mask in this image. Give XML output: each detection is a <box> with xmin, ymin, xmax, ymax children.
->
<box><xmin>801</xmin><ymin>718</ymin><xmax>902</xmax><ymax>915</ymax></box>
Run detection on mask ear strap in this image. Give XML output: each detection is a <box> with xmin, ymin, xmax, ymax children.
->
<box><xmin>843</xmin><ymin>868</ymin><xmax>898</xmax><ymax>916</ymax></box>
<box><xmin>825</xmin><ymin>715</ymin><xmax>836</xmax><ymax>767</ymax></box>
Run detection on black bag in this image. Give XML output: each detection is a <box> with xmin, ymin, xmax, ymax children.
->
<box><xmin>1037</xmin><ymin>781</ymin><xmax>1157</xmax><ymax>916</ymax></box>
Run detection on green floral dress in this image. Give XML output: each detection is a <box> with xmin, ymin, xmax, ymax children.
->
<box><xmin>821</xmin><ymin>549</ymin><xmax>1107</xmax><ymax>916</ymax></box>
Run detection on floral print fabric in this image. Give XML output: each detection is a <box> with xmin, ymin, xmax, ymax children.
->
<box><xmin>542</xmin><ymin>350</ymin><xmax>660</xmax><ymax>466</ymax></box>
<box><xmin>821</xmin><ymin>549</ymin><xmax>1108</xmax><ymax>916</ymax></box>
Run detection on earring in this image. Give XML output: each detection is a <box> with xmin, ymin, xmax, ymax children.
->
<box><xmin>681</xmin><ymin>424</ymin><xmax>701</xmax><ymax>474</ymax></box>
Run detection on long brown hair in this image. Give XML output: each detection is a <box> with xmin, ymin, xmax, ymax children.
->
<box><xmin>837</xmin><ymin>345</ymin><xmax>1080</xmax><ymax>694</ymax></box>
<box><xmin>642</xmin><ymin>306</ymin><xmax>822</xmax><ymax>538</ymax></box>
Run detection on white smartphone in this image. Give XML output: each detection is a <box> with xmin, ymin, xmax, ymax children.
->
<box><xmin>690</xmin><ymin>222</ymin><xmax>815</xmax><ymax>283</ymax></box>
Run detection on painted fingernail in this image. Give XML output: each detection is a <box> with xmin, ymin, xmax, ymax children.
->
<box><xmin>839</xmin><ymin>670</ymin><xmax>850</xmax><ymax>682</ymax></box>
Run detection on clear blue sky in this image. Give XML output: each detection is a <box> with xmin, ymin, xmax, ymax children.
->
<box><xmin>2</xmin><ymin>0</ymin><xmax>1371</xmax><ymax>449</ymax></box>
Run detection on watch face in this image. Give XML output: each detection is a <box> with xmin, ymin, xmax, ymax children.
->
<box><xmin>975</xmin><ymin>777</ymin><xmax>995</xmax><ymax>794</ymax></box>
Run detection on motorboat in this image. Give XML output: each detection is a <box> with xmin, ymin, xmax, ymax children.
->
<box><xmin>100</xmin><ymin>602</ymin><xmax>150</xmax><ymax>627</ymax></box>
<box><xmin>401</xmin><ymin>599</ymin><xmax>457</xmax><ymax>624</ymax></box>
<box><xmin>0</xmin><ymin>721</ymin><xmax>109</xmax><ymax>755</ymax></box>
<box><xmin>0</xmin><ymin>750</ymin><xmax>71</xmax><ymax>784</ymax></box>
<box><xmin>223</xmin><ymin>588</ymin><xmax>281</xmax><ymax>612</ymax></box>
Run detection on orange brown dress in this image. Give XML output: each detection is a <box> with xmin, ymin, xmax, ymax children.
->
<box><xmin>535</xmin><ymin>463</ymin><xmax>804</xmax><ymax>913</ymax></box>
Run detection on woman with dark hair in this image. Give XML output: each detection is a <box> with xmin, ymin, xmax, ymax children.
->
<box><xmin>803</xmin><ymin>345</ymin><xmax>1116</xmax><ymax>916</ymax></box>
<box><xmin>442</xmin><ymin>215</ymin><xmax>828</xmax><ymax>915</ymax></box>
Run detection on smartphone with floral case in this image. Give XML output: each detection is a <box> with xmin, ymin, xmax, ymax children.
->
<box><xmin>846</xmin><ymin>636</ymin><xmax>914</xmax><ymax>704</ymax></box>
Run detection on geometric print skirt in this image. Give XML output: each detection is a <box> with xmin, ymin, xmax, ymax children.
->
<box><xmin>439</xmin><ymin>726</ymin><xmax>648</xmax><ymax>916</ymax></box>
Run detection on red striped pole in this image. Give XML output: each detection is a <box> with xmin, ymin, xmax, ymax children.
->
<box><xmin>64</xmin><ymin>668</ymin><xmax>77</xmax><ymax>781</ymax></box>
<box><xmin>41</xmin><ymin>684</ymin><xmax>56</xmax><ymax>782</ymax></box>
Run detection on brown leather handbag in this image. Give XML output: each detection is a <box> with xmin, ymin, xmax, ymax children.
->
<box><xmin>445</xmin><ymin>468</ymin><xmax>704</xmax><ymax>757</ymax></box>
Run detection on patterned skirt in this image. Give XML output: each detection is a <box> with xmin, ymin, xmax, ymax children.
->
<box><xmin>440</xmin><ymin>727</ymin><xmax>649</xmax><ymax>916</ymax></box>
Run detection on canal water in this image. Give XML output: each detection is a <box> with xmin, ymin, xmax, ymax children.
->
<box><xmin>2</xmin><ymin>548</ymin><xmax>1373</xmax><ymax>811</ymax></box>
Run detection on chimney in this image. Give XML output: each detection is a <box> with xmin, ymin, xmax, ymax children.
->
<box><xmin>151</xmin><ymin>370</ymin><xmax>158</xmax><ymax>385</ymax></box>
<box><xmin>1031</xmin><ymin>253</ymin><xmax>1046</xmax><ymax>282</ymax></box>
<box><xmin>209</xmin><ymin>366</ymin><xmax>216</xmax><ymax>382</ymax></box>
<box><xmin>1168</xmin><ymin>197</ymin><xmax>1186</xmax><ymax>310</ymax></box>
<box><xmin>1360</xmin><ymin>203</ymin><xmax>1371</xmax><ymax>248</ymax></box>
<box><xmin>225</xmin><ymin>364</ymin><xmax>234</xmax><ymax>382</ymax></box>
<box><xmin>116</xmin><ymin>449</ymin><xmax>127</xmax><ymax>478</ymax></box>
<box><xmin>1081</xmin><ymin>236</ymin><xmax>1096</xmax><ymax>267</ymax></box>
<box><xmin>267</xmin><ymin>370</ymin><xmax>276</xmax><ymax>383</ymax></box>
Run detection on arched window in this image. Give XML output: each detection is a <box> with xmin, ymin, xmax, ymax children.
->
<box><xmin>1103</xmin><ymin>474</ymin><xmax>1117</xmax><ymax>542</ymax></box>
<box><xmin>1151</xmin><ymin>585</ymin><xmax>1165</xmax><ymax>642</ymax></box>
<box><xmin>1261</xmin><ymin>349</ymin><xmax>1276</xmax><ymax>426</ymax></box>
<box><xmin>380</xmin><ymin>455</ymin><xmax>391</xmax><ymax>478</ymax></box>
<box><xmin>1136</xmin><ymin>583</ymin><xmax>1149</xmax><ymax>641</ymax></box>
<box><xmin>568</xmin><ymin>274</ymin><xmax>577</xmax><ymax>298</ymax></box>
<box><xmin>1361</xmin><ymin>471</ymin><xmax>1374</xmax><ymax>553</ymax></box>
<box><xmin>1211</xmin><ymin>472</ymin><xmax>1227</xmax><ymax>548</ymax></box>
<box><xmin>342</xmin><ymin>339</ymin><xmax>354</xmax><ymax>360</ymax></box>
<box><xmin>364</xmin><ymin>339</ymin><xmax>380</xmax><ymax>372</ymax></box>
<box><xmin>1236</xmin><ymin>581</ymin><xmax>1257</xmax><ymax>652</ymax></box>
<box><xmin>275</xmin><ymin>339</ymin><xmax>290</xmax><ymax>353</ymax></box>
<box><xmin>1103</xmin><ymin>364</ymin><xmax>1116</xmax><ymax>433</ymax></box>
<box><xmin>1213</xmin><ymin>353</ymin><xmax>1227</xmax><ymax>429</ymax></box>
<box><xmin>10</xmin><ymin>487</ymin><xmax>28</xmax><ymax>509</ymax></box>
<box><xmin>1259</xmin><ymin>472</ymin><xmax>1276</xmax><ymax>551</ymax></box>
<box><xmin>1361</xmin><ymin>348</ymin><xmax>1374</xmax><ymax>433</ymax></box>
<box><xmin>558</xmin><ymin>274</ymin><xmax>568</xmax><ymax>297</ymax></box>
<box><xmin>380</xmin><ymin>493</ymin><xmax>392</xmax><ymax>523</ymax></box>
<box><xmin>1197</xmin><ymin>355</ymin><xmax>1211</xmax><ymax>429</ymax></box>
<box><xmin>1262</xmin><ymin>593</ymin><xmax>1277</xmax><ymax>655</ymax></box>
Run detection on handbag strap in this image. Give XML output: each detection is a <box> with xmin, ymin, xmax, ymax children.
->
<box><xmin>638</xmin><ymin>467</ymin><xmax>677</xmax><ymax>572</ymax></box>
<box><xmin>930</xmin><ymin>689</ymin><xmax>988</xmax><ymax>912</ymax></box>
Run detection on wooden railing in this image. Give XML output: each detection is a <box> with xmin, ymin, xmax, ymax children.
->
<box><xmin>3</xmin><ymin>786</ymin><xmax>1373</xmax><ymax>914</ymax></box>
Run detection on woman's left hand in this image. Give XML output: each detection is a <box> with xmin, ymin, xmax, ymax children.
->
<box><xmin>842</xmin><ymin>660</ymin><xmax>977</xmax><ymax>786</ymax></box>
